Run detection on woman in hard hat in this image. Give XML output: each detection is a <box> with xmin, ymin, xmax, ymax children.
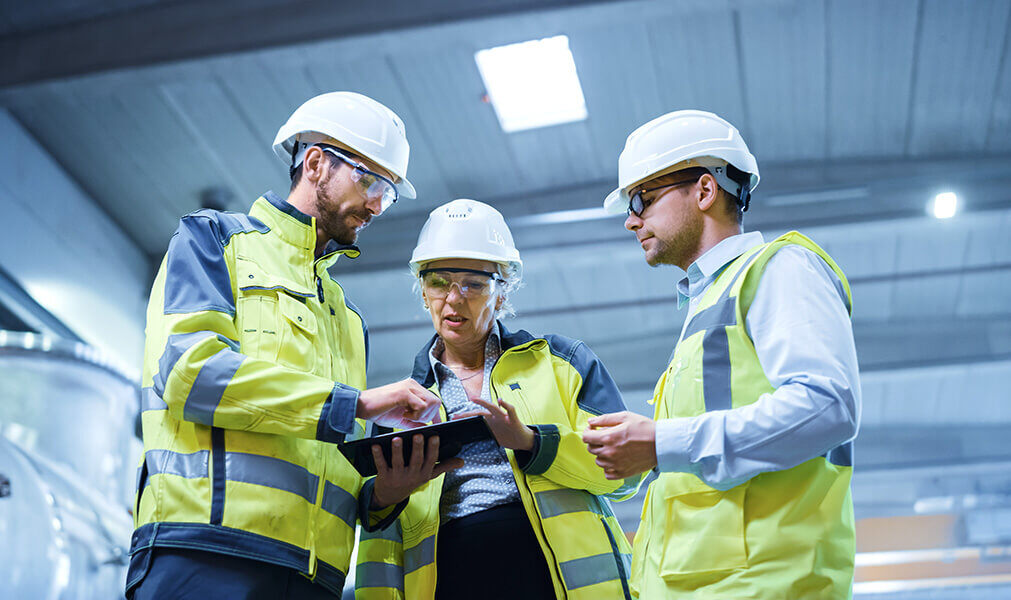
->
<box><xmin>354</xmin><ymin>199</ymin><xmax>642</xmax><ymax>600</ymax></box>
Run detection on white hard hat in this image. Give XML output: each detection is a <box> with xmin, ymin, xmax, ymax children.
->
<box><xmin>410</xmin><ymin>199</ymin><xmax>522</xmax><ymax>276</ymax></box>
<box><xmin>603</xmin><ymin>109</ymin><xmax>759</xmax><ymax>215</ymax></box>
<box><xmin>273</xmin><ymin>92</ymin><xmax>416</xmax><ymax>199</ymax></box>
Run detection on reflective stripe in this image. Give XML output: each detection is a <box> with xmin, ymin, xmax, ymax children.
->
<box><xmin>145</xmin><ymin>449</ymin><xmax>209</xmax><ymax>479</ymax></box>
<box><xmin>141</xmin><ymin>450</ymin><xmax>358</xmax><ymax>511</ymax></box>
<box><xmin>826</xmin><ymin>441</ymin><xmax>853</xmax><ymax>467</ymax></box>
<box><xmin>321</xmin><ymin>481</ymin><xmax>357</xmax><ymax>528</ymax></box>
<box><xmin>702</xmin><ymin>327</ymin><xmax>733</xmax><ymax>412</ymax></box>
<box><xmin>559</xmin><ymin>552</ymin><xmax>623</xmax><ymax>590</ymax></box>
<box><xmin>154</xmin><ymin>331</ymin><xmax>215</xmax><ymax>395</ymax></box>
<box><xmin>696</xmin><ymin>250</ymin><xmax>763</xmax><ymax>413</ymax></box>
<box><xmin>224</xmin><ymin>452</ymin><xmax>319</xmax><ymax>504</ymax></box>
<box><xmin>141</xmin><ymin>387</ymin><xmax>168</xmax><ymax>411</ymax></box>
<box><xmin>535</xmin><ymin>488</ymin><xmax>601</xmax><ymax>519</ymax></box>
<box><xmin>183</xmin><ymin>347</ymin><xmax>245</xmax><ymax>425</ymax></box>
<box><xmin>404</xmin><ymin>534</ymin><xmax>435</xmax><ymax>574</ymax></box>
<box><xmin>361</xmin><ymin>520</ymin><xmax>402</xmax><ymax>543</ymax></box>
<box><xmin>356</xmin><ymin>561</ymin><xmax>403</xmax><ymax>591</ymax></box>
<box><xmin>681</xmin><ymin>297</ymin><xmax>736</xmax><ymax>341</ymax></box>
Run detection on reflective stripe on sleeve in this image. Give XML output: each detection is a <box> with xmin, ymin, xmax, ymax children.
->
<box><xmin>141</xmin><ymin>386</ymin><xmax>168</xmax><ymax>411</ymax></box>
<box><xmin>404</xmin><ymin>534</ymin><xmax>435</xmax><ymax>574</ymax></box>
<box><xmin>183</xmin><ymin>347</ymin><xmax>245</xmax><ymax>425</ymax></box>
<box><xmin>321</xmin><ymin>481</ymin><xmax>358</xmax><ymax>528</ymax></box>
<box><xmin>356</xmin><ymin>561</ymin><xmax>404</xmax><ymax>591</ymax></box>
<box><xmin>559</xmin><ymin>552</ymin><xmax>625</xmax><ymax>590</ymax></box>
<box><xmin>535</xmin><ymin>488</ymin><xmax>602</xmax><ymax>519</ymax></box>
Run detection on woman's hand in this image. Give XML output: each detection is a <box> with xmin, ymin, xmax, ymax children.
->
<box><xmin>455</xmin><ymin>397</ymin><xmax>535</xmax><ymax>451</ymax></box>
<box><xmin>371</xmin><ymin>434</ymin><xmax>463</xmax><ymax>509</ymax></box>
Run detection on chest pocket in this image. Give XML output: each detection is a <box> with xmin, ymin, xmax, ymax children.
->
<box><xmin>234</xmin><ymin>258</ymin><xmax>319</xmax><ymax>374</ymax></box>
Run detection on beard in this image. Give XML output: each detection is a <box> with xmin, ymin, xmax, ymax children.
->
<box><xmin>646</xmin><ymin>207</ymin><xmax>703</xmax><ymax>268</ymax></box>
<box><xmin>313</xmin><ymin>175</ymin><xmax>371</xmax><ymax>246</ymax></box>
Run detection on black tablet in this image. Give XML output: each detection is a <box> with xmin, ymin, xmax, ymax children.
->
<box><xmin>338</xmin><ymin>416</ymin><xmax>496</xmax><ymax>477</ymax></box>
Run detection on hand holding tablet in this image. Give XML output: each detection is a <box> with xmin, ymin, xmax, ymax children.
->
<box><xmin>338</xmin><ymin>416</ymin><xmax>496</xmax><ymax>477</ymax></box>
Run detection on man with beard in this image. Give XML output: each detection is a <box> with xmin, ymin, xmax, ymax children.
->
<box><xmin>581</xmin><ymin>110</ymin><xmax>861</xmax><ymax>598</ymax></box>
<box><xmin>127</xmin><ymin>92</ymin><xmax>456</xmax><ymax>599</ymax></box>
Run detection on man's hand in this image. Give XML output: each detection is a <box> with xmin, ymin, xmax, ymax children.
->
<box><xmin>357</xmin><ymin>379</ymin><xmax>442</xmax><ymax>428</ymax></box>
<box><xmin>581</xmin><ymin>411</ymin><xmax>657</xmax><ymax>480</ymax></box>
<box><xmin>371</xmin><ymin>434</ymin><xmax>463</xmax><ymax>509</ymax></box>
<box><xmin>454</xmin><ymin>397</ymin><xmax>535</xmax><ymax>451</ymax></box>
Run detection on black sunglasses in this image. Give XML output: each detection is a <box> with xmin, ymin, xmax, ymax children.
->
<box><xmin>627</xmin><ymin>175</ymin><xmax>703</xmax><ymax>216</ymax></box>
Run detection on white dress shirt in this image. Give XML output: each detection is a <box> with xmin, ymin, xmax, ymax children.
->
<box><xmin>655</xmin><ymin>231</ymin><xmax>861</xmax><ymax>490</ymax></box>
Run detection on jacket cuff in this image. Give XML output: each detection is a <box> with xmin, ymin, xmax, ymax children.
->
<box><xmin>357</xmin><ymin>476</ymin><xmax>408</xmax><ymax>533</ymax></box>
<box><xmin>316</xmin><ymin>383</ymin><xmax>360</xmax><ymax>443</ymax></box>
<box><xmin>516</xmin><ymin>424</ymin><xmax>559</xmax><ymax>475</ymax></box>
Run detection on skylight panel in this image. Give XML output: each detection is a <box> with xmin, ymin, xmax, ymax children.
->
<box><xmin>475</xmin><ymin>35</ymin><xmax>588</xmax><ymax>133</ymax></box>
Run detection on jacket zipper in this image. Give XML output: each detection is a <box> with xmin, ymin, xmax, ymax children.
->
<box><xmin>490</xmin><ymin>347</ymin><xmax>567</xmax><ymax>598</ymax></box>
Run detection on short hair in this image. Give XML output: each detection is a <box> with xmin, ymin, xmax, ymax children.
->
<box><xmin>681</xmin><ymin>168</ymin><xmax>744</xmax><ymax>224</ymax></box>
<box><xmin>722</xmin><ymin>188</ymin><xmax>744</xmax><ymax>225</ymax></box>
<box><xmin>288</xmin><ymin>144</ymin><xmax>365</xmax><ymax>192</ymax></box>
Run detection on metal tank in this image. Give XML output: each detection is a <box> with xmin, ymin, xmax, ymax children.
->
<box><xmin>0</xmin><ymin>331</ymin><xmax>140</xmax><ymax>600</ymax></box>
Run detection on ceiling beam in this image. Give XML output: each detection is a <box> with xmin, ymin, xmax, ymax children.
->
<box><xmin>344</xmin><ymin>154</ymin><xmax>1011</xmax><ymax>273</ymax></box>
<box><xmin>0</xmin><ymin>0</ymin><xmax>629</xmax><ymax>89</ymax></box>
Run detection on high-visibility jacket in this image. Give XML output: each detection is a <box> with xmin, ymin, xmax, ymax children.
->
<box><xmin>127</xmin><ymin>192</ymin><xmax>392</xmax><ymax>596</ymax></box>
<box><xmin>355</xmin><ymin>325</ymin><xmax>643</xmax><ymax>599</ymax></box>
<box><xmin>632</xmin><ymin>232</ymin><xmax>856</xmax><ymax>599</ymax></box>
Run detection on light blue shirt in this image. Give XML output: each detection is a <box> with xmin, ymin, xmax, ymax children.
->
<box><xmin>655</xmin><ymin>232</ymin><xmax>861</xmax><ymax>490</ymax></box>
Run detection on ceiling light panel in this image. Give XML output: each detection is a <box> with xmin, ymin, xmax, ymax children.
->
<box><xmin>475</xmin><ymin>35</ymin><xmax>588</xmax><ymax>133</ymax></box>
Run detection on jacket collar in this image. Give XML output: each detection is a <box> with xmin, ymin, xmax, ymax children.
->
<box><xmin>411</xmin><ymin>321</ymin><xmax>538</xmax><ymax>387</ymax></box>
<box><xmin>251</xmin><ymin>191</ymin><xmax>360</xmax><ymax>261</ymax></box>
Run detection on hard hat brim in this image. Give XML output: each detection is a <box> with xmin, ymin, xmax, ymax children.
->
<box><xmin>603</xmin><ymin>187</ymin><xmax>628</xmax><ymax>215</ymax></box>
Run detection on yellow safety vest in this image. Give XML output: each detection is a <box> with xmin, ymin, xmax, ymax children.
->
<box><xmin>128</xmin><ymin>192</ymin><xmax>386</xmax><ymax>595</ymax></box>
<box><xmin>355</xmin><ymin>325</ymin><xmax>644</xmax><ymax>599</ymax></box>
<box><xmin>632</xmin><ymin>232</ymin><xmax>855</xmax><ymax>599</ymax></box>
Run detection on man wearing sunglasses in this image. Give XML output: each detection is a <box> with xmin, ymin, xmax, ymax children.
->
<box><xmin>581</xmin><ymin>110</ymin><xmax>861</xmax><ymax>598</ymax></box>
<box><xmin>127</xmin><ymin>92</ymin><xmax>451</xmax><ymax>599</ymax></box>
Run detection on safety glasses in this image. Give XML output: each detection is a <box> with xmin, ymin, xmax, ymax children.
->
<box><xmin>418</xmin><ymin>268</ymin><xmax>504</xmax><ymax>300</ymax></box>
<box><xmin>321</xmin><ymin>147</ymin><xmax>399</xmax><ymax>214</ymax></box>
<box><xmin>627</xmin><ymin>174</ymin><xmax>703</xmax><ymax>217</ymax></box>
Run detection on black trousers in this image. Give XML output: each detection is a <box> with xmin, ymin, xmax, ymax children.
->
<box><xmin>128</xmin><ymin>547</ymin><xmax>338</xmax><ymax>600</ymax></box>
<box><xmin>435</xmin><ymin>502</ymin><xmax>557</xmax><ymax>600</ymax></box>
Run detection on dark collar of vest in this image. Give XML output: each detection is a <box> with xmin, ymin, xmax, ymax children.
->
<box><xmin>410</xmin><ymin>321</ymin><xmax>537</xmax><ymax>387</ymax></box>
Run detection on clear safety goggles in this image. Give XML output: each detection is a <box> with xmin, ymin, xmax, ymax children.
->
<box><xmin>419</xmin><ymin>268</ymin><xmax>504</xmax><ymax>300</ymax></box>
<box><xmin>627</xmin><ymin>174</ymin><xmax>703</xmax><ymax>217</ymax></box>
<box><xmin>321</xmin><ymin>147</ymin><xmax>399</xmax><ymax>214</ymax></box>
